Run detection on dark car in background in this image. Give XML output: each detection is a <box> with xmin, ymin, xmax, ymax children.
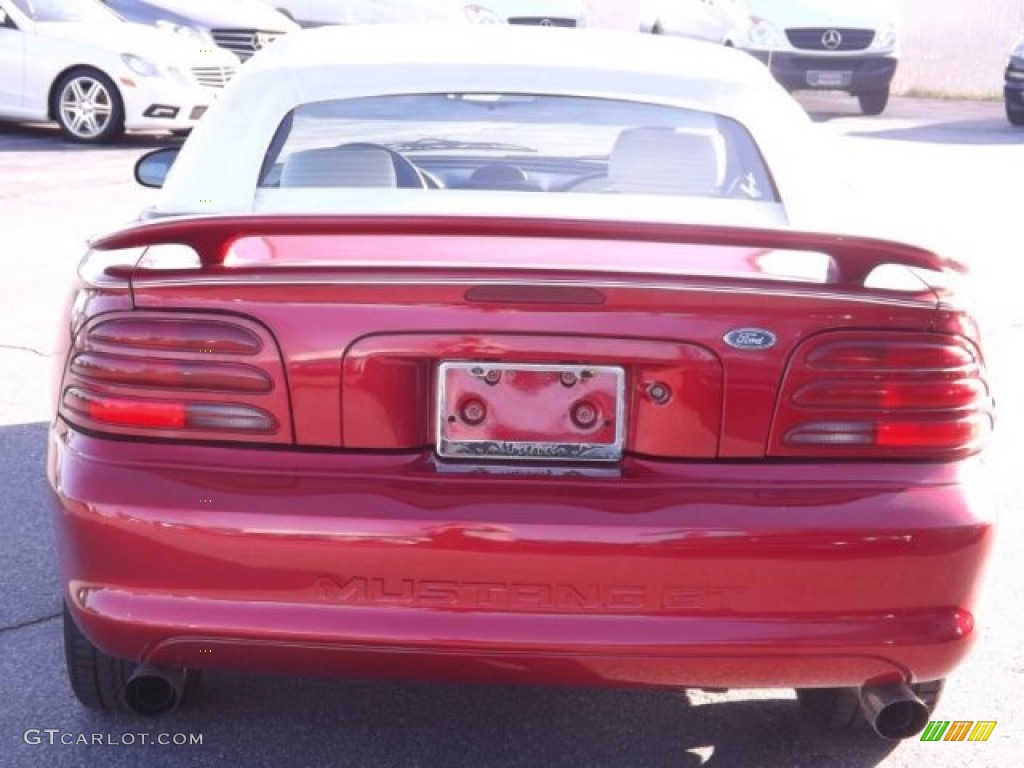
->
<box><xmin>1006</xmin><ymin>36</ymin><xmax>1024</xmax><ymax>126</ymax></box>
<box><xmin>102</xmin><ymin>0</ymin><xmax>297</xmax><ymax>61</ymax></box>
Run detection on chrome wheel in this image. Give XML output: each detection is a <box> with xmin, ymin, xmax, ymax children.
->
<box><xmin>55</xmin><ymin>70</ymin><xmax>124</xmax><ymax>143</ymax></box>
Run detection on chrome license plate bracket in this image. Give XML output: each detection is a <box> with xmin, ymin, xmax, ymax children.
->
<box><xmin>437</xmin><ymin>362</ymin><xmax>625</xmax><ymax>461</ymax></box>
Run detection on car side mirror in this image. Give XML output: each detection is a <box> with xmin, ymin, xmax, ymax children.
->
<box><xmin>135</xmin><ymin>147</ymin><xmax>180</xmax><ymax>188</ymax></box>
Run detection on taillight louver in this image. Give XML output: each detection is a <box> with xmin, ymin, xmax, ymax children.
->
<box><xmin>770</xmin><ymin>333</ymin><xmax>993</xmax><ymax>459</ymax></box>
<box><xmin>791</xmin><ymin>379</ymin><xmax>987</xmax><ymax>411</ymax></box>
<box><xmin>87</xmin><ymin>318</ymin><xmax>262</xmax><ymax>355</ymax></box>
<box><xmin>69</xmin><ymin>352</ymin><xmax>273</xmax><ymax>393</ymax></box>
<box><xmin>60</xmin><ymin>314</ymin><xmax>291</xmax><ymax>443</ymax></box>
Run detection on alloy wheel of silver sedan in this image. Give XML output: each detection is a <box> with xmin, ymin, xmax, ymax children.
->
<box><xmin>55</xmin><ymin>69</ymin><xmax>125</xmax><ymax>144</ymax></box>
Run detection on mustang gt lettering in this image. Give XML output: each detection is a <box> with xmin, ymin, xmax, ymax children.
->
<box><xmin>312</xmin><ymin>577</ymin><xmax>729</xmax><ymax>613</ymax></box>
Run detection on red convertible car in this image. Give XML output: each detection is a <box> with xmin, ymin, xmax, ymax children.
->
<box><xmin>48</xmin><ymin>24</ymin><xmax>993</xmax><ymax>740</ymax></box>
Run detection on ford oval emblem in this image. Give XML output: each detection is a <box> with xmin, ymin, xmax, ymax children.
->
<box><xmin>724</xmin><ymin>328</ymin><xmax>777</xmax><ymax>351</ymax></box>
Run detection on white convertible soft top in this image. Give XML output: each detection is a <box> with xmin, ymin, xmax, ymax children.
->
<box><xmin>157</xmin><ymin>24</ymin><xmax>837</xmax><ymax>228</ymax></box>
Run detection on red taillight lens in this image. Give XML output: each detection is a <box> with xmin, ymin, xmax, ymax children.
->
<box><xmin>59</xmin><ymin>314</ymin><xmax>291</xmax><ymax>444</ymax></box>
<box><xmin>63</xmin><ymin>388</ymin><xmax>278</xmax><ymax>434</ymax></box>
<box><xmin>783</xmin><ymin>416</ymin><xmax>989</xmax><ymax>451</ymax></box>
<box><xmin>770</xmin><ymin>332</ymin><xmax>993</xmax><ymax>459</ymax></box>
<box><xmin>875</xmin><ymin>418</ymin><xmax>988</xmax><ymax>450</ymax></box>
<box><xmin>65</xmin><ymin>388</ymin><xmax>186</xmax><ymax>429</ymax></box>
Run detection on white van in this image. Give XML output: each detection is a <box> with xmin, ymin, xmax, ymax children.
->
<box><xmin>619</xmin><ymin>0</ymin><xmax>899</xmax><ymax>115</ymax></box>
<box><xmin>722</xmin><ymin>0</ymin><xmax>899</xmax><ymax>115</ymax></box>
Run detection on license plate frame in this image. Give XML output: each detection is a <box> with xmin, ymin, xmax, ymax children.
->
<box><xmin>807</xmin><ymin>70</ymin><xmax>852</xmax><ymax>88</ymax></box>
<box><xmin>436</xmin><ymin>362</ymin><xmax>625</xmax><ymax>462</ymax></box>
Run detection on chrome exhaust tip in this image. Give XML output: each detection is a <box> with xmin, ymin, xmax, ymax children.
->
<box><xmin>123</xmin><ymin>664</ymin><xmax>185</xmax><ymax>717</ymax></box>
<box><xmin>859</xmin><ymin>680</ymin><xmax>930</xmax><ymax>740</ymax></box>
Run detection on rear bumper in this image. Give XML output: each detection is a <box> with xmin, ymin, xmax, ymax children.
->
<box><xmin>49</xmin><ymin>425</ymin><xmax>993</xmax><ymax>690</ymax></box>
<box><xmin>748</xmin><ymin>51</ymin><xmax>898</xmax><ymax>94</ymax></box>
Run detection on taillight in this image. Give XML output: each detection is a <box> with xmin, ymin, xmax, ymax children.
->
<box><xmin>769</xmin><ymin>332</ymin><xmax>993</xmax><ymax>459</ymax></box>
<box><xmin>59</xmin><ymin>313</ymin><xmax>292</xmax><ymax>444</ymax></box>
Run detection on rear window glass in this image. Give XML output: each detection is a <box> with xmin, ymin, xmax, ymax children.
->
<box><xmin>258</xmin><ymin>93</ymin><xmax>778</xmax><ymax>202</ymax></box>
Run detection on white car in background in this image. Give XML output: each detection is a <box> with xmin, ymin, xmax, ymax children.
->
<box><xmin>101</xmin><ymin>0</ymin><xmax>299</xmax><ymax>62</ymax></box>
<box><xmin>263</xmin><ymin>0</ymin><xmax>505</xmax><ymax>26</ymax></box>
<box><xmin>0</xmin><ymin>0</ymin><xmax>239</xmax><ymax>142</ymax></box>
<box><xmin>638</xmin><ymin>0</ymin><xmax>735</xmax><ymax>41</ymax></box>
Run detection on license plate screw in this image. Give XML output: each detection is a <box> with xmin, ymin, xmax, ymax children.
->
<box><xmin>459</xmin><ymin>398</ymin><xmax>487</xmax><ymax>426</ymax></box>
<box><xmin>571</xmin><ymin>400</ymin><xmax>599</xmax><ymax>429</ymax></box>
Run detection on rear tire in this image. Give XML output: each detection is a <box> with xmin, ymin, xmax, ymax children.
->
<box><xmin>857</xmin><ymin>87</ymin><xmax>890</xmax><ymax>116</ymax></box>
<box><xmin>63</xmin><ymin>603</ymin><xmax>134</xmax><ymax>712</ymax></box>
<box><xmin>796</xmin><ymin>680</ymin><xmax>944</xmax><ymax>734</ymax></box>
<box><xmin>63</xmin><ymin>603</ymin><xmax>201</xmax><ymax>713</ymax></box>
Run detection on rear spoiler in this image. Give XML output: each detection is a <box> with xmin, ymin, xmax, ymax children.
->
<box><xmin>90</xmin><ymin>215</ymin><xmax>964</xmax><ymax>289</ymax></box>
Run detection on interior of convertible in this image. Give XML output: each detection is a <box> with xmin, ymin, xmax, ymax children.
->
<box><xmin>257</xmin><ymin>93</ymin><xmax>779</xmax><ymax>202</ymax></box>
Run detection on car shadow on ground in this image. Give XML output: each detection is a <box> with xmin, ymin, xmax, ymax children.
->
<box><xmin>797</xmin><ymin>95</ymin><xmax>1018</xmax><ymax>145</ymax></box>
<box><xmin>9</xmin><ymin>655</ymin><xmax>903</xmax><ymax>768</ymax></box>
<box><xmin>171</xmin><ymin>674</ymin><xmax>902</xmax><ymax>767</ymax></box>
<box><xmin>0</xmin><ymin>122</ymin><xmax>180</xmax><ymax>152</ymax></box>
<box><xmin>841</xmin><ymin>120</ymin><xmax>1022</xmax><ymax>145</ymax></box>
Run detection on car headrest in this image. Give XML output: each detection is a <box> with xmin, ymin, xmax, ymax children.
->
<box><xmin>279</xmin><ymin>146</ymin><xmax>399</xmax><ymax>188</ymax></box>
<box><xmin>608</xmin><ymin>127</ymin><xmax>725</xmax><ymax>196</ymax></box>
